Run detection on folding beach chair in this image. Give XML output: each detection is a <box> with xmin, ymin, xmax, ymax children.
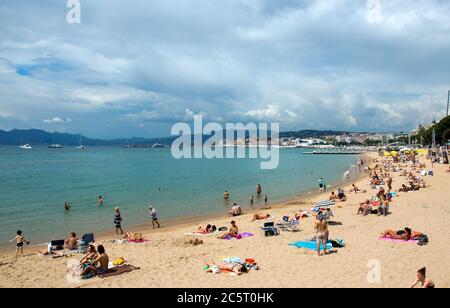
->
<box><xmin>48</xmin><ymin>239</ymin><xmax>65</xmax><ymax>255</ymax></box>
<box><xmin>80</xmin><ymin>233</ymin><xmax>95</xmax><ymax>253</ymax></box>
<box><xmin>277</xmin><ymin>216</ymin><xmax>300</xmax><ymax>232</ymax></box>
<box><xmin>82</xmin><ymin>233</ymin><xmax>95</xmax><ymax>245</ymax></box>
<box><xmin>261</xmin><ymin>222</ymin><xmax>280</xmax><ymax>237</ymax></box>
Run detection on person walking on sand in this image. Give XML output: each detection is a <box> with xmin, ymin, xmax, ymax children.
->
<box><xmin>149</xmin><ymin>206</ymin><xmax>160</xmax><ymax>229</ymax></box>
<box><xmin>10</xmin><ymin>230</ymin><xmax>31</xmax><ymax>260</ymax></box>
<box><xmin>411</xmin><ymin>267</ymin><xmax>435</xmax><ymax>288</ymax></box>
<box><xmin>315</xmin><ymin>215</ymin><xmax>329</xmax><ymax>257</ymax></box>
<box><xmin>98</xmin><ymin>195</ymin><xmax>104</xmax><ymax>206</ymax></box>
<box><xmin>114</xmin><ymin>207</ymin><xmax>124</xmax><ymax>235</ymax></box>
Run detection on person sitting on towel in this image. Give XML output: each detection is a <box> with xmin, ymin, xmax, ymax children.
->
<box><xmin>228</xmin><ymin>203</ymin><xmax>242</xmax><ymax>217</ymax></box>
<box><xmin>357</xmin><ymin>200</ymin><xmax>372</xmax><ymax>216</ymax></box>
<box><xmin>81</xmin><ymin>245</ymin><xmax>110</xmax><ymax>276</ymax></box>
<box><xmin>217</xmin><ymin>221</ymin><xmax>239</xmax><ymax>239</ymax></box>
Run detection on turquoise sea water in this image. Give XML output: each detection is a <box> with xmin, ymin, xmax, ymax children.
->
<box><xmin>0</xmin><ymin>146</ymin><xmax>359</xmax><ymax>245</ymax></box>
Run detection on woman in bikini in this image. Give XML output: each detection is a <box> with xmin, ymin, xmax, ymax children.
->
<box><xmin>218</xmin><ymin>221</ymin><xmax>239</xmax><ymax>239</ymax></box>
<box><xmin>206</xmin><ymin>260</ymin><xmax>248</xmax><ymax>275</ymax></box>
<box><xmin>411</xmin><ymin>267</ymin><xmax>435</xmax><ymax>288</ymax></box>
<box><xmin>80</xmin><ymin>245</ymin><xmax>97</xmax><ymax>264</ymax></box>
<box><xmin>252</xmin><ymin>213</ymin><xmax>270</xmax><ymax>222</ymax></box>
<box><xmin>315</xmin><ymin>216</ymin><xmax>329</xmax><ymax>256</ymax></box>
<box><xmin>380</xmin><ymin>227</ymin><xmax>423</xmax><ymax>241</ymax></box>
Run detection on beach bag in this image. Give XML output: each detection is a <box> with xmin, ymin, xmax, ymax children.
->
<box><xmin>329</xmin><ymin>239</ymin><xmax>345</xmax><ymax>248</ymax></box>
<box><xmin>418</xmin><ymin>235</ymin><xmax>429</xmax><ymax>246</ymax></box>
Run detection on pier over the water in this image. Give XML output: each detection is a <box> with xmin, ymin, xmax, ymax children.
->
<box><xmin>302</xmin><ymin>148</ymin><xmax>367</xmax><ymax>155</ymax></box>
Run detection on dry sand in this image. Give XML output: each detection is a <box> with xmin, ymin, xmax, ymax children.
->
<box><xmin>1</xmin><ymin>153</ymin><xmax>449</xmax><ymax>288</ymax></box>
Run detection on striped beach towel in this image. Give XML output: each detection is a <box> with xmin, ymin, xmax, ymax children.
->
<box><xmin>315</xmin><ymin>200</ymin><xmax>335</xmax><ymax>207</ymax></box>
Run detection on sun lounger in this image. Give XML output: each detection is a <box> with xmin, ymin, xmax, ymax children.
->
<box><xmin>277</xmin><ymin>216</ymin><xmax>300</xmax><ymax>232</ymax></box>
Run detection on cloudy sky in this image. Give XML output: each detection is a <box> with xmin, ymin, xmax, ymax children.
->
<box><xmin>0</xmin><ymin>0</ymin><xmax>449</xmax><ymax>138</ymax></box>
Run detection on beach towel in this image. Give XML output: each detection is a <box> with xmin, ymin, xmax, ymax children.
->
<box><xmin>98</xmin><ymin>265</ymin><xmax>140</xmax><ymax>279</ymax></box>
<box><xmin>315</xmin><ymin>200</ymin><xmax>335</xmax><ymax>207</ymax></box>
<box><xmin>378</xmin><ymin>237</ymin><xmax>418</xmax><ymax>244</ymax></box>
<box><xmin>223</xmin><ymin>257</ymin><xmax>243</xmax><ymax>264</ymax></box>
<box><xmin>184</xmin><ymin>231</ymin><xmax>219</xmax><ymax>236</ymax></box>
<box><xmin>289</xmin><ymin>241</ymin><xmax>333</xmax><ymax>251</ymax></box>
<box><xmin>127</xmin><ymin>239</ymin><xmax>149</xmax><ymax>244</ymax></box>
<box><xmin>223</xmin><ymin>233</ymin><xmax>254</xmax><ymax>240</ymax></box>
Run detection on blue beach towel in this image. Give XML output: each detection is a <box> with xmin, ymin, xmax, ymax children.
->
<box><xmin>289</xmin><ymin>241</ymin><xmax>333</xmax><ymax>251</ymax></box>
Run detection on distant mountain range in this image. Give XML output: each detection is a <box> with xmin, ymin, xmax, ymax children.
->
<box><xmin>0</xmin><ymin>129</ymin><xmax>175</xmax><ymax>146</ymax></box>
<box><xmin>0</xmin><ymin>128</ymin><xmax>355</xmax><ymax>146</ymax></box>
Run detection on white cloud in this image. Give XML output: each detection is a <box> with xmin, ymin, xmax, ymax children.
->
<box><xmin>43</xmin><ymin>117</ymin><xmax>68</xmax><ymax>124</ymax></box>
<box><xmin>1</xmin><ymin>0</ymin><xmax>450</xmax><ymax>137</ymax></box>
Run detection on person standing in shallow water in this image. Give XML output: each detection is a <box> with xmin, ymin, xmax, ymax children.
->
<box><xmin>114</xmin><ymin>207</ymin><xmax>124</xmax><ymax>235</ymax></box>
<box><xmin>98</xmin><ymin>195</ymin><xmax>104</xmax><ymax>206</ymax></box>
<box><xmin>64</xmin><ymin>202</ymin><xmax>71</xmax><ymax>211</ymax></box>
<box><xmin>149</xmin><ymin>206</ymin><xmax>161</xmax><ymax>229</ymax></box>
<box><xmin>256</xmin><ymin>184</ymin><xmax>262</xmax><ymax>195</ymax></box>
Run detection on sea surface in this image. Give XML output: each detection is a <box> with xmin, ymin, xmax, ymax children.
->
<box><xmin>0</xmin><ymin>146</ymin><xmax>360</xmax><ymax>245</ymax></box>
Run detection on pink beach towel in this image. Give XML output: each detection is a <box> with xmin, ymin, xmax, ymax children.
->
<box><xmin>223</xmin><ymin>233</ymin><xmax>254</xmax><ymax>240</ymax></box>
<box><xmin>378</xmin><ymin>237</ymin><xmax>418</xmax><ymax>244</ymax></box>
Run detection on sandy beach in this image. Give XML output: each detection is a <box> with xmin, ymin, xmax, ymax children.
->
<box><xmin>1</xmin><ymin>152</ymin><xmax>449</xmax><ymax>288</ymax></box>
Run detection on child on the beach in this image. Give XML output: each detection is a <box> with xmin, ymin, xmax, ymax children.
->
<box><xmin>10</xmin><ymin>230</ymin><xmax>31</xmax><ymax>259</ymax></box>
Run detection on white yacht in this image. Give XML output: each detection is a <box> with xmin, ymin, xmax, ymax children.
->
<box><xmin>20</xmin><ymin>144</ymin><xmax>32</xmax><ymax>150</ymax></box>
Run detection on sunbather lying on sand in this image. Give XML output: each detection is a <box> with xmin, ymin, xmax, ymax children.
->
<box><xmin>218</xmin><ymin>221</ymin><xmax>239</xmax><ymax>239</ymax></box>
<box><xmin>124</xmin><ymin>232</ymin><xmax>144</xmax><ymax>241</ymax></box>
<box><xmin>198</xmin><ymin>224</ymin><xmax>217</xmax><ymax>234</ymax></box>
<box><xmin>380</xmin><ymin>228</ymin><xmax>423</xmax><ymax>241</ymax></box>
<box><xmin>206</xmin><ymin>261</ymin><xmax>248</xmax><ymax>275</ymax></box>
<box><xmin>252</xmin><ymin>213</ymin><xmax>270</xmax><ymax>221</ymax></box>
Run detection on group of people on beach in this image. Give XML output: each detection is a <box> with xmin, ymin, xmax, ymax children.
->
<box><xmin>224</xmin><ymin>184</ymin><xmax>270</xmax><ymax>218</ymax></box>
<box><xmin>114</xmin><ymin>206</ymin><xmax>160</xmax><ymax>236</ymax></box>
<box><xmin>8</xmin><ymin>153</ymin><xmax>441</xmax><ymax>288</ymax></box>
